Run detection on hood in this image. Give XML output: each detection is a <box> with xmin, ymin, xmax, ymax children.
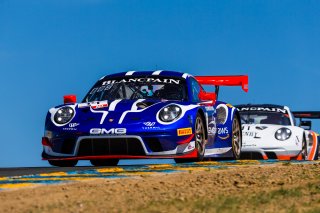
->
<box><xmin>48</xmin><ymin>99</ymin><xmax>194</xmax><ymax>130</ymax></box>
<box><xmin>241</xmin><ymin>124</ymin><xmax>303</xmax><ymax>148</ymax></box>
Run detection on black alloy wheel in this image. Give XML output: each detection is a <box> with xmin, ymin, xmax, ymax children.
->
<box><xmin>232</xmin><ymin>116</ymin><xmax>242</xmax><ymax>160</ymax></box>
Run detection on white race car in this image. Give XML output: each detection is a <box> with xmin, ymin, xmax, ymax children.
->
<box><xmin>236</xmin><ymin>104</ymin><xmax>319</xmax><ymax>160</ymax></box>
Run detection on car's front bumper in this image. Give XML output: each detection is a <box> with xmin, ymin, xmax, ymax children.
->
<box><xmin>42</xmin><ymin>134</ymin><xmax>197</xmax><ymax>160</ymax></box>
<box><xmin>240</xmin><ymin>147</ymin><xmax>302</xmax><ymax>160</ymax></box>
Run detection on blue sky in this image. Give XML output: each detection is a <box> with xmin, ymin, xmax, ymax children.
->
<box><xmin>1</xmin><ymin>0</ymin><xmax>320</xmax><ymax>167</ymax></box>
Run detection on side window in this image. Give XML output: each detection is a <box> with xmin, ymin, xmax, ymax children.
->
<box><xmin>190</xmin><ymin>78</ymin><xmax>201</xmax><ymax>102</ymax></box>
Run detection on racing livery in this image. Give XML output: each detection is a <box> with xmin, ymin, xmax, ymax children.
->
<box><xmin>236</xmin><ymin>104</ymin><xmax>320</xmax><ymax>160</ymax></box>
<box><xmin>42</xmin><ymin>70</ymin><xmax>248</xmax><ymax>166</ymax></box>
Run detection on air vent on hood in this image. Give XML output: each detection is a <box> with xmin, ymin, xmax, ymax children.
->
<box><xmin>136</xmin><ymin>101</ymin><xmax>154</xmax><ymax>109</ymax></box>
<box><xmin>256</xmin><ymin>126</ymin><xmax>268</xmax><ymax>130</ymax></box>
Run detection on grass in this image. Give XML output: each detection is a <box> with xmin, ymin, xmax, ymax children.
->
<box><xmin>139</xmin><ymin>183</ymin><xmax>320</xmax><ymax>213</ymax></box>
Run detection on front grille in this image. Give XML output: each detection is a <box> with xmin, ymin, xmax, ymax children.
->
<box><xmin>144</xmin><ymin>138</ymin><xmax>163</xmax><ymax>152</ymax></box>
<box><xmin>265</xmin><ymin>152</ymin><xmax>277</xmax><ymax>159</ymax></box>
<box><xmin>240</xmin><ymin>152</ymin><xmax>264</xmax><ymax>160</ymax></box>
<box><xmin>51</xmin><ymin>138</ymin><xmax>76</xmax><ymax>154</ymax></box>
<box><xmin>77</xmin><ymin>137</ymin><xmax>145</xmax><ymax>156</ymax></box>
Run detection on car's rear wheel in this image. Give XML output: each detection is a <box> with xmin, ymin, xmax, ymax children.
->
<box><xmin>232</xmin><ymin>116</ymin><xmax>241</xmax><ymax>160</ymax></box>
<box><xmin>175</xmin><ymin>113</ymin><xmax>206</xmax><ymax>163</ymax></box>
<box><xmin>90</xmin><ymin>159</ymin><xmax>119</xmax><ymax>166</ymax></box>
<box><xmin>48</xmin><ymin>160</ymin><xmax>78</xmax><ymax>167</ymax></box>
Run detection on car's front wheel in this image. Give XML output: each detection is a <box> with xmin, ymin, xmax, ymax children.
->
<box><xmin>90</xmin><ymin>159</ymin><xmax>119</xmax><ymax>166</ymax></box>
<box><xmin>48</xmin><ymin>160</ymin><xmax>78</xmax><ymax>167</ymax></box>
<box><xmin>232</xmin><ymin>116</ymin><xmax>242</xmax><ymax>160</ymax></box>
<box><xmin>301</xmin><ymin>135</ymin><xmax>308</xmax><ymax>160</ymax></box>
<box><xmin>314</xmin><ymin>142</ymin><xmax>319</xmax><ymax>160</ymax></box>
<box><xmin>195</xmin><ymin>113</ymin><xmax>206</xmax><ymax>161</ymax></box>
<box><xmin>175</xmin><ymin>113</ymin><xmax>206</xmax><ymax>163</ymax></box>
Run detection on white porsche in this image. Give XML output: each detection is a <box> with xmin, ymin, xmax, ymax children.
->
<box><xmin>236</xmin><ymin>104</ymin><xmax>319</xmax><ymax>160</ymax></box>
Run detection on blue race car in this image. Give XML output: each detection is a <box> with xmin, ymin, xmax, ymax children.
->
<box><xmin>42</xmin><ymin>70</ymin><xmax>248</xmax><ymax>166</ymax></box>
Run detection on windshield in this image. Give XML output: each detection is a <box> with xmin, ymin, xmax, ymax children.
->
<box><xmin>83</xmin><ymin>76</ymin><xmax>187</xmax><ymax>102</ymax></box>
<box><xmin>239</xmin><ymin>112</ymin><xmax>291</xmax><ymax>126</ymax></box>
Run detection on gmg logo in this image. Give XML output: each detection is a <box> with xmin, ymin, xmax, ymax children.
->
<box><xmin>90</xmin><ymin>128</ymin><xmax>127</xmax><ymax>135</ymax></box>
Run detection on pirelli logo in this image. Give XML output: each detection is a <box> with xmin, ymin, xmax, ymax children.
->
<box><xmin>177</xmin><ymin>128</ymin><xmax>193</xmax><ymax>136</ymax></box>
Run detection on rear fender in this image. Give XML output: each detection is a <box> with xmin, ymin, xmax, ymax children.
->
<box><xmin>214</xmin><ymin>102</ymin><xmax>236</xmax><ymax>147</ymax></box>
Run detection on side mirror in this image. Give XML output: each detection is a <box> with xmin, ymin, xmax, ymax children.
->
<box><xmin>300</xmin><ymin>120</ymin><xmax>312</xmax><ymax>130</ymax></box>
<box><xmin>199</xmin><ymin>90</ymin><xmax>216</xmax><ymax>101</ymax></box>
<box><xmin>63</xmin><ymin>94</ymin><xmax>77</xmax><ymax>104</ymax></box>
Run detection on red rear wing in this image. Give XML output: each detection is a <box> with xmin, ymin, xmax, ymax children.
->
<box><xmin>292</xmin><ymin>111</ymin><xmax>320</xmax><ymax>119</ymax></box>
<box><xmin>195</xmin><ymin>75</ymin><xmax>248</xmax><ymax>92</ymax></box>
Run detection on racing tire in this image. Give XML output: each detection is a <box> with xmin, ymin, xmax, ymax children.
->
<box><xmin>175</xmin><ymin>113</ymin><xmax>206</xmax><ymax>163</ymax></box>
<box><xmin>48</xmin><ymin>160</ymin><xmax>78</xmax><ymax>167</ymax></box>
<box><xmin>231</xmin><ymin>116</ymin><xmax>242</xmax><ymax>160</ymax></box>
<box><xmin>90</xmin><ymin>159</ymin><xmax>119</xmax><ymax>166</ymax></box>
<box><xmin>301</xmin><ymin>136</ymin><xmax>308</xmax><ymax>160</ymax></box>
<box><xmin>314</xmin><ymin>142</ymin><xmax>319</xmax><ymax>160</ymax></box>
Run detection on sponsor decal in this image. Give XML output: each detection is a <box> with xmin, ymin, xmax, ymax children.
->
<box><xmin>208</xmin><ymin>116</ymin><xmax>217</xmax><ymax>136</ymax></box>
<box><xmin>217</xmin><ymin>127</ymin><xmax>230</xmax><ymax>140</ymax></box>
<box><xmin>89</xmin><ymin>86</ymin><xmax>113</xmax><ymax>94</ymax></box>
<box><xmin>242</xmin><ymin>126</ymin><xmax>250</xmax><ymax>131</ymax></box>
<box><xmin>69</xmin><ymin>123</ymin><xmax>80</xmax><ymax>128</ymax></box>
<box><xmin>238</xmin><ymin>107</ymin><xmax>287</xmax><ymax>114</ymax></box>
<box><xmin>177</xmin><ymin>128</ymin><xmax>193</xmax><ymax>136</ymax></box>
<box><xmin>142</xmin><ymin>122</ymin><xmax>160</xmax><ymax>130</ymax></box>
<box><xmin>91</xmin><ymin>103</ymin><xmax>108</xmax><ymax>109</ymax></box>
<box><xmin>184</xmin><ymin>142</ymin><xmax>195</xmax><ymax>152</ymax></box>
<box><xmin>90</xmin><ymin>128</ymin><xmax>127</xmax><ymax>135</ymax></box>
<box><xmin>218</xmin><ymin>134</ymin><xmax>230</xmax><ymax>140</ymax></box>
<box><xmin>218</xmin><ymin>127</ymin><xmax>229</xmax><ymax>135</ymax></box>
<box><xmin>243</xmin><ymin>131</ymin><xmax>261</xmax><ymax>139</ymax></box>
<box><xmin>208</xmin><ymin>126</ymin><xmax>217</xmax><ymax>135</ymax></box>
<box><xmin>243</xmin><ymin>144</ymin><xmax>257</xmax><ymax>147</ymax></box>
<box><xmin>78</xmin><ymin>103</ymin><xmax>89</xmax><ymax>108</ymax></box>
<box><xmin>143</xmin><ymin>122</ymin><xmax>156</xmax><ymax>127</ymax></box>
<box><xmin>63</xmin><ymin>123</ymin><xmax>80</xmax><ymax>131</ymax></box>
<box><xmin>102</xmin><ymin>78</ymin><xmax>181</xmax><ymax>85</ymax></box>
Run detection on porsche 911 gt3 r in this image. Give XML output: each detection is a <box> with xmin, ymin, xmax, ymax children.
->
<box><xmin>236</xmin><ymin>104</ymin><xmax>320</xmax><ymax>160</ymax></box>
<box><xmin>42</xmin><ymin>70</ymin><xmax>248</xmax><ymax>166</ymax></box>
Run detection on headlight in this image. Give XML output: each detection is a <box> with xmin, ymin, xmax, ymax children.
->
<box><xmin>54</xmin><ymin>107</ymin><xmax>74</xmax><ymax>124</ymax></box>
<box><xmin>159</xmin><ymin>105</ymin><xmax>182</xmax><ymax>122</ymax></box>
<box><xmin>275</xmin><ymin>128</ymin><xmax>291</xmax><ymax>141</ymax></box>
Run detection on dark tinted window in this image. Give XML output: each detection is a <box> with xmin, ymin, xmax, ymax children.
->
<box><xmin>190</xmin><ymin>78</ymin><xmax>201</xmax><ymax>102</ymax></box>
<box><xmin>83</xmin><ymin>76</ymin><xmax>187</xmax><ymax>102</ymax></box>
<box><xmin>239</xmin><ymin>112</ymin><xmax>291</xmax><ymax>126</ymax></box>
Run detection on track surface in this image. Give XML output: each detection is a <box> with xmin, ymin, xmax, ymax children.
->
<box><xmin>1</xmin><ymin>160</ymin><xmax>318</xmax><ymax>191</ymax></box>
<box><xmin>0</xmin><ymin>166</ymin><xmax>102</xmax><ymax>177</ymax></box>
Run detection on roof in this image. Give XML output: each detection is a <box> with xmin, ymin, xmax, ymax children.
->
<box><xmin>101</xmin><ymin>70</ymin><xmax>191</xmax><ymax>80</ymax></box>
<box><xmin>235</xmin><ymin>104</ymin><xmax>290</xmax><ymax>114</ymax></box>
<box><xmin>235</xmin><ymin>104</ymin><xmax>285</xmax><ymax>109</ymax></box>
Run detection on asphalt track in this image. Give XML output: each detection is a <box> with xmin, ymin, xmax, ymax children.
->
<box><xmin>0</xmin><ymin>160</ymin><xmax>319</xmax><ymax>191</ymax></box>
